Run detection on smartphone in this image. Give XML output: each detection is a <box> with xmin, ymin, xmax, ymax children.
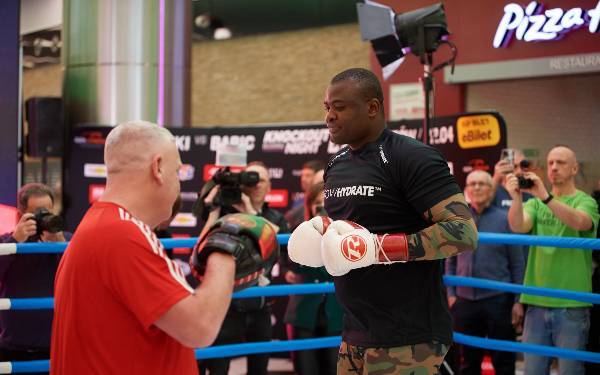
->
<box><xmin>500</xmin><ymin>148</ymin><xmax>515</xmax><ymax>166</ymax></box>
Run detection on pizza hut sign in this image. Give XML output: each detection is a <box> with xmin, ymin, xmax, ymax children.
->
<box><xmin>493</xmin><ymin>1</ymin><xmax>600</xmax><ymax>48</ymax></box>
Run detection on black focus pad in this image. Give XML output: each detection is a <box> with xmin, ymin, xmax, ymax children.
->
<box><xmin>190</xmin><ymin>231</ymin><xmax>265</xmax><ymax>291</ymax></box>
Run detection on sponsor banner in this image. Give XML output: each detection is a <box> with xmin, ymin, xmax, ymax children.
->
<box><xmin>391</xmin><ymin>111</ymin><xmax>506</xmax><ymax>192</ymax></box>
<box><xmin>389</xmin><ymin>82</ymin><xmax>425</xmax><ymax>120</ymax></box>
<box><xmin>178</xmin><ymin>164</ymin><xmax>195</xmax><ymax>182</ymax></box>
<box><xmin>261</xmin><ymin>128</ymin><xmax>331</xmax><ymax>155</ymax></box>
<box><xmin>73</xmin><ymin>130</ymin><xmax>107</xmax><ymax>146</ymax></box>
<box><xmin>456</xmin><ymin>114</ymin><xmax>501</xmax><ymax>149</ymax></box>
<box><xmin>171</xmin><ymin>213</ymin><xmax>198</xmax><ymax>228</ymax></box>
<box><xmin>88</xmin><ymin>184</ymin><xmax>106</xmax><ymax>204</ymax></box>
<box><xmin>265</xmin><ymin>189</ymin><xmax>289</xmax><ymax>208</ymax></box>
<box><xmin>84</xmin><ymin>163</ymin><xmax>107</xmax><ymax>178</ymax></box>
<box><xmin>180</xmin><ymin>191</ymin><xmax>199</xmax><ymax>202</ymax></box>
<box><xmin>65</xmin><ymin>115</ymin><xmax>505</xmax><ymax>236</ymax></box>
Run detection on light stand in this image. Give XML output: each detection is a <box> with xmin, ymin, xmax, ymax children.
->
<box><xmin>417</xmin><ymin>40</ymin><xmax>456</xmax><ymax>144</ymax></box>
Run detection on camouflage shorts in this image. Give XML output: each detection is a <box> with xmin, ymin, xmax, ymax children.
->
<box><xmin>337</xmin><ymin>340</ymin><xmax>449</xmax><ymax>375</ymax></box>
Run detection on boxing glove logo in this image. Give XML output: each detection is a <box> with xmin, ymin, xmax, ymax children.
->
<box><xmin>341</xmin><ymin>235</ymin><xmax>367</xmax><ymax>261</ymax></box>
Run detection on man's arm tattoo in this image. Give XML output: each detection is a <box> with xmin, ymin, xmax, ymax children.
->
<box><xmin>407</xmin><ymin>193</ymin><xmax>478</xmax><ymax>261</ymax></box>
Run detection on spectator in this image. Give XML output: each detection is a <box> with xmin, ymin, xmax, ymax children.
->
<box><xmin>284</xmin><ymin>181</ymin><xmax>342</xmax><ymax>375</ymax></box>
<box><xmin>199</xmin><ymin>161</ymin><xmax>289</xmax><ymax>375</ymax></box>
<box><xmin>0</xmin><ymin>183</ymin><xmax>71</xmax><ymax>375</ymax></box>
<box><xmin>492</xmin><ymin>149</ymin><xmax>533</xmax><ymax>210</ymax></box>
<box><xmin>446</xmin><ymin>170</ymin><xmax>524</xmax><ymax>375</ymax></box>
<box><xmin>285</xmin><ymin>160</ymin><xmax>325</xmax><ymax>230</ymax></box>
<box><xmin>505</xmin><ymin>145</ymin><xmax>599</xmax><ymax>375</ymax></box>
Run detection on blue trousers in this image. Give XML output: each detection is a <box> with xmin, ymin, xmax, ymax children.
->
<box><xmin>523</xmin><ymin>306</ymin><xmax>590</xmax><ymax>375</ymax></box>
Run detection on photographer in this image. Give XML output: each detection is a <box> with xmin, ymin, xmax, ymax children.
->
<box><xmin>198</xmin><ymin>161</ymin><xmax>289</xmax><ymax>375</ymax></box>
<box><xmin>505</xmin><ymin>146</ymin><xmax>599</xmax><ymax>375</ymax></box>
<box><xmin>492</xmin><ymin>148</ymin><xmax>534</xmax><ymax>210</ymax></box>
<box><xmin>0</xmin><ymin>183</ymin><xmax>71</xmax><ymax>374</ymax></box>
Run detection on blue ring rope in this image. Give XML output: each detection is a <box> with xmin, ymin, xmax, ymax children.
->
<box><xmin>453</xmin><ymin>333</ymin><xmax>600</xmax><ymax>363</ymax></box>
<box><xmin>443</xmin><ymin>276</ymin><xmax>600</xmax><ymax>304</ymax></box>
<box><xmin>7</xmin><ymin>333</ymin><xmax>600</xmax><ymax>373</ymax></box>
<box><xmin>6</xmin><ymin>232</ymin><xmax>600</xmax><ymax>253</ymax></box>
<box><xmin>4</xmin><ymin>276</ymin><xmax>598</xmax><ymax>310</ymax></box>
<box><xmin>478</xmin><ymin>232</ymin><xmax>600</xmax><ymax>250</ymax></box>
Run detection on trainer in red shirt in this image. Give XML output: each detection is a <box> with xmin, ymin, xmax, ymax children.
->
<box><xmin>51</xmin><ymin>121</ymin><xmax>236</xmax><ymax>375</ymax></box>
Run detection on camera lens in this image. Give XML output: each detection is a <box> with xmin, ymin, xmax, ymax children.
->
<box><xmin>41</xmin><ymin>215</ymin><xmax>64</xmax><ymax>233</ymax></box>
<box><xmin>519</xmin><ymin>159</ymin><xmax>531</xmax><ymax>169</ymax></box>
<box><xmin>517</xmin><ymin>175</ymin><xmax>534</xmax><ymax>189</ymax></box>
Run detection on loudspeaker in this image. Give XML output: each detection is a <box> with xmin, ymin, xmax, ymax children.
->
<box><xmin>25</xmin><ymin>97</ymin><xmax>64</xmax><ymax>157</ymax></box>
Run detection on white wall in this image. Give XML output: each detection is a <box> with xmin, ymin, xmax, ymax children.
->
<box><xmin>21</xmin><ymin>0</ymin><xmax>62</xmax><ymax>35</ymax></box>
<box><xmin>467</xmin><ymin>74</ymin><xmax>600</xmax><ymax>193</ymax></box>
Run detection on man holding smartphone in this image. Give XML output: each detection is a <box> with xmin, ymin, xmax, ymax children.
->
<box><xmin>492</xmin><ymin>148</ymin><xmax>533</xmax><ymax>210</ymax></box>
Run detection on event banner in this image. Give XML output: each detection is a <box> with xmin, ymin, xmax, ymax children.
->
<box><xmin>64</xmin><ymin>111</ymin><xmax>506</xmax><ymax>235</ymax></box>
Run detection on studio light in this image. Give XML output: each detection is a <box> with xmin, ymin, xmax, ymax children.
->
<box><xmin>357</xmin><ymin>1</ymin><xmax>450</xmax><ymax>72</ymax></box>
<box><xmin>357</xmin><ymin>1</ymin><xmax>457</xmax><ymax>144</ymax></box>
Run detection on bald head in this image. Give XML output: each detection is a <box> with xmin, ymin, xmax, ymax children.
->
<box><xmin>547</xmin><ymin>145</ymin><xmax>579</xmax><ymax>187</ymax></box>
<box><xmin>105</xmin><ymin>121</ymin><xmax>176</xmax><ymax>174</ymax></box>
<box><xmin>101</xmin><ymin>121</ymin><xmax>182</xmax><ymax>227</ymax></box>
<box><xmin>548</xmin><ymin>145</ymin><xmax>577</xmax><ymax>164</ymax></box>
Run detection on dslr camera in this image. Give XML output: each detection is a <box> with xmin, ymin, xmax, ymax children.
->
<box><xmin>212</xmin><ymin>167</ymin><xmax>260</xmax><ymax>206</ymax></box>
<box><xmin>32</xmin><ymin>208</ymin><xmax>64</xmax><ymax>238</ymax></box>
<box><xmin>193</xmin><ymin>167</ymin><xmax>260</xmax><ymax>220</ymax></box>
<box><xmin>517</xmin><ymin>175</ymin><xmax>534</xmax><ymax>189</ymax></box>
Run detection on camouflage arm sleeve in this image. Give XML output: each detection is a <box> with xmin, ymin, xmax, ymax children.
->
<box><xmin>406</xmin><ymin>193</ymin><xmax>478</xmax><ymax>261</ymax></box>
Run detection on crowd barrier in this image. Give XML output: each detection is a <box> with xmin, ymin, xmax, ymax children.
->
<box><xmin>0</xmin><ymin>233</ymin><xmax>598</xmax><ymax>373</ymax></box>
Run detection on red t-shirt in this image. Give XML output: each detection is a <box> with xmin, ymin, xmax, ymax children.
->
<box><xmin>51</xmin><ymin>202</ymin><xmax>198</xmax><ymax>374</ymax></box>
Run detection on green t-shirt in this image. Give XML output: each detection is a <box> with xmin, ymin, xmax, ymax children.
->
<box><xmin>520</xmin><ymin>190</ymin><xmax>599</xmax><ymax>307</ymax></box>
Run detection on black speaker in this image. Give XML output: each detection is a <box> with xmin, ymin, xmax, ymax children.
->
<box><xmin>25</xmin><ymin>97</ymin><xmax>64</xmax><ymax>157</ymax></box>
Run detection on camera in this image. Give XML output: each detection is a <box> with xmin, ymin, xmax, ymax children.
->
<box><xmin>33</xmin><ymin>208</ymin><xmax>64</xmax><ymax>236</ymax></box>
<box><xmin>517</xmin><ymin>175</ymin><xmax>534</xmax><ymax>189</ymax></box>
<box><xmin>212</xmin><ymin>167</ymin><xmax>260</xmax><ymax>207</ymax></box>
<box><xmin>193</xmin><ymin>167</ymin><xmax>260</xmax><ymax>220</ymax></box>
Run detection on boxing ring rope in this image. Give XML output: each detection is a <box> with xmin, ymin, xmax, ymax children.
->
<box><xmin>0</xmin><ymin>233</ymin><xmax>598</xmax><ymax>373</ymax></box>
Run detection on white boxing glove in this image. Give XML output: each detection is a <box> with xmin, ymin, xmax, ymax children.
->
<box><xmin>321</xmin><ymin>220</ymin><xmax>409</xmax><ymax>276</ymax></box>
<box><xmin>288</xmin><ymin>216</ymin><xmax>332</xmax><ymax>267</ymax></box>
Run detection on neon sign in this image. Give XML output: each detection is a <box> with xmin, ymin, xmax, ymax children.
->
<box><xmin>493</xmin><ymin>1</ymin><xmax>600</xmax><ymax>48</ymax></box>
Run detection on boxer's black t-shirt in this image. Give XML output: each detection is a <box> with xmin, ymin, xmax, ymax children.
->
<box><xmin>324</xmin><ymin>127</ymin><xmax>461</xmax><ymax>347</ymax></box>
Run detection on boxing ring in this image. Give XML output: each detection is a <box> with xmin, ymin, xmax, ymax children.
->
<box><xmin>0</xmin><ymin>233</ymin><xmax>598</xmax><ymax>373</ymax></box>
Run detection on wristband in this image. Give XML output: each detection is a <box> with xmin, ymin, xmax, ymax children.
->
<box><xmin>376</xmin><ymin>233</ymin><xmax>408</xmax><ymax>262</ymax></box>
<box><xmin>542</xmin><ymin>194</ymin><xmax>554</xmax><ymax>205</ymax></box>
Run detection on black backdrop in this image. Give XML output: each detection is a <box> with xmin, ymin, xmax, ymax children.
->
<box><xmin>63</xmin><ymin>111</ymin><xmax>506</xmax><ymax>348</ymax></box>
<box><xmin>64</xmin><ymin>111</ymin><xmax>506</xmax><ymax>233</ymax></box>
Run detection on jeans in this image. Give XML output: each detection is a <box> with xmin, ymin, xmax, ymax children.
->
<box><xmin>523</xmin><ymin>306</ymin><xmax>590</xmax><ymax>375</ymax></box>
